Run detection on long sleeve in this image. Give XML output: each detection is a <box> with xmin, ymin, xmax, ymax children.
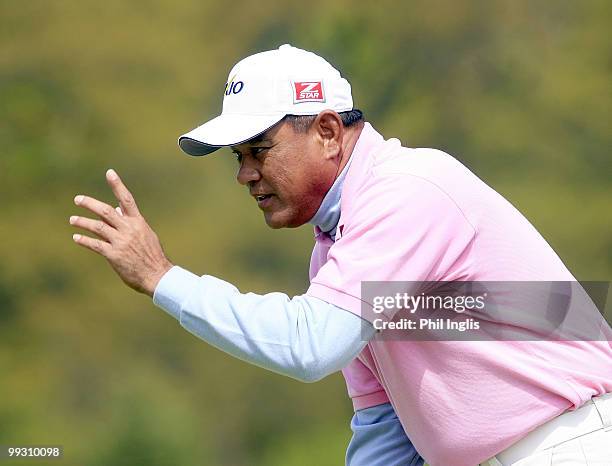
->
<box><xmin>153</xmin><ymin>265</ymin><xmax>376</xmax><ymax>383</ymax></box>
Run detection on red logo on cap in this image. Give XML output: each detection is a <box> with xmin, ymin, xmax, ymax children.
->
<box><xmin>293</xmin><ymin>81</ymin><xmax>325</xmax><ymax>103</ymax></box>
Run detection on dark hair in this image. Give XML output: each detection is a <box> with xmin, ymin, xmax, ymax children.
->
<box><xmin>283</xmin><ymin>109</ymin><xmax>364</xmax><ymax>133</ymax></box>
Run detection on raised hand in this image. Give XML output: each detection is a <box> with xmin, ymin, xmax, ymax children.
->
<box><xmin>70</xmin><ymin>169</ymin><xmax>173</xmax><ymax>296</ymax></box>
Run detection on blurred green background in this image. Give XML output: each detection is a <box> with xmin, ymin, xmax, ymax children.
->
<box><xmin>1</xmin><ymin>1</ymin><xmax>610</xmax><ymax>465</ymax></box>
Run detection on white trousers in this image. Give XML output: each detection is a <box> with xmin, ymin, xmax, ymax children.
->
<box><xmin>481</xmin><ymin>393</ymin><xmax>612</xmax><ymax>465</ymax></box>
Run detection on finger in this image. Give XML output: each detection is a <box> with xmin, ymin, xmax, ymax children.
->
<box><xmin>69</xmin><ymin>215</ymin><xmax>117</xmax><ymax>242</ymax></box>
<box><xmin>116</xmin><ymin>206</ymin><xmax>123</xmax><ymax>216</ymax></box>
<box><xmin>72</xmin><ymin>233</ymin><xmax>111</xmax><ymax>257</ymax></box>
<box><xmin>74</xmin><ymin>195</ymin><xmax>123</xmax><ymax>228</ymax></box>
<box><xmin>106</xmin><ymin>169</ymin><xmax>141</xmax><ymax>217</ymax></box>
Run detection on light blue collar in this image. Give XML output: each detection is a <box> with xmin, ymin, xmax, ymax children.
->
<box><xmin>308</xmin><ymin>153</ymin><xmax>354</xmax><ymax>241</ymax></box>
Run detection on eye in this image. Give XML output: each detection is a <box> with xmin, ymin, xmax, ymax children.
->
<box><xmin>232</xmin><ymin>151</ymin><xmax>243</xmax><ymax>163</ymax></box>
<box><xmin>251</xmin><ymin>147</ymin><xmax>269</xmax><ymax>157</ymax></box>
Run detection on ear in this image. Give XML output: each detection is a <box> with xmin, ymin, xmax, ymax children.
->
<box><xmin>312</xmin><ymin>110</ymin><xmax>343</xmax><ymax>161</ymax></box>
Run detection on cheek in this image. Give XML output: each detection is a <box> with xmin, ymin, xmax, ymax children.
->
<box><xmin>264</xmin><ymin>141</ymin><xmax>333</xmax><ymax>215</ymax></box>
<box><xmin>278</xmin><ymin>160</ymin><xmax>319</xmax><ymax>196</ymax></box>
<box><xmin>265</xmin><ymin>149</ymin><xmax>305</xmax><ymax>194</ymax></box>
<box><xmin>268</xmin><ymin>167</ymin><xmax>294</xmax><ymax>195</ymax></box>
<box><xmin>282</xmin><ymin>162</ymin><xmax>334</xmax><ymax>218</ymax></box>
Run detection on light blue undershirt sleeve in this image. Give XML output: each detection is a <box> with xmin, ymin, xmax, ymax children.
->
<box><xmin>153</xmin><ymin>265</ymin><xmax>376</xmax><ymax>383</ymax></box>
<box><xmin>346</xmin><ymin>402</ymin><xmax>424</xmax><ymax>466</ymax></box>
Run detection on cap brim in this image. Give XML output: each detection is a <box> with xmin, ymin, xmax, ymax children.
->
<box><xmin>178</xmin><ymin>113</ymin><xmax>286</xmax><ymax>156</ymax></box>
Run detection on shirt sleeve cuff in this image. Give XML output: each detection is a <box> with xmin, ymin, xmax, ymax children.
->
<box><xmin>152</xmin><ymin>265</ymin><xmax>202</xmax><ymax>320</ymax></box>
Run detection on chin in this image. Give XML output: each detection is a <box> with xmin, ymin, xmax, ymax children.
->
<box><xmin>263</xmin><ymin>210</ymin><xmax>307</xmax><ymax>229</ymax></box>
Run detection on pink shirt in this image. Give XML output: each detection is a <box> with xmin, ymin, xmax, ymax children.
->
<box><xmin>306</xmin><ymin>123</ymin><xmax>612</xmax><ymax>465</ymax></box>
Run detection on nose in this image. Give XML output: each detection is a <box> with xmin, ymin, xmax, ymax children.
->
<box><xmin>236</xmin><ymin>157</ymin><xmax>261</xmax><ymax>185</ymax></box>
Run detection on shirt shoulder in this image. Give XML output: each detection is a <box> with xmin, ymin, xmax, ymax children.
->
<box><xmin>341</xmin><ymin>141</ymin><xmax>478</xmax><ymax>233</ymax></box>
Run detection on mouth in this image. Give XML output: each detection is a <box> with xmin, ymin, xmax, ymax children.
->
<box><xmin>253</xmin><ymin>193</ymin><xmax>275</xmax><ymax>208</ymax></box>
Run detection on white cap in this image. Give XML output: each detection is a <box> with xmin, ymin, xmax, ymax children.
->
<box><xmin>178</xmin><ymin>44</ymin><xmax>354</xmax><ymax>156</ymax></box>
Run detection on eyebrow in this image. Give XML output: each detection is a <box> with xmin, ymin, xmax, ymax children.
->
<box><xmin>231</xmin><ymin>133</ymin><xmax>273</xmax><ymax>152</ymax></box>
<box><xmin>244</xmin><ymin>133</ymin><xmax>272</xmax><ymax>145</ymax></box>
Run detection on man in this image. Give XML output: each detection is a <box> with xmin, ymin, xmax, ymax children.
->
<box><xmin>70</xmin><ymin>44</ymin><xmax>612</xmax><ymax>465</ymax></box>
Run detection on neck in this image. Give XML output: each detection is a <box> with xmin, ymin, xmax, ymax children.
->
<box><xmin>307</xmin><ymin>121</ymin><xmax>366</xmax><ymax>237</ymax></box>
<box><xmin>335</xmin><ymin>121</ymin><xmax>365</xmax><ymax>176</ymax></box>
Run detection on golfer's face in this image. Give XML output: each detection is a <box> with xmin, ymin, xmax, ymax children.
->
<box><xmin>232</xmin><ymin>120</ymin><xmax>334</xmax><ymax>229</ymax></box>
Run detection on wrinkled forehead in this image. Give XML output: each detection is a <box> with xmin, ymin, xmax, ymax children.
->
<box><xmin>231</xmin><ymin>119</ymin><xmax>288</xmax><ymax>151</ymax></box>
